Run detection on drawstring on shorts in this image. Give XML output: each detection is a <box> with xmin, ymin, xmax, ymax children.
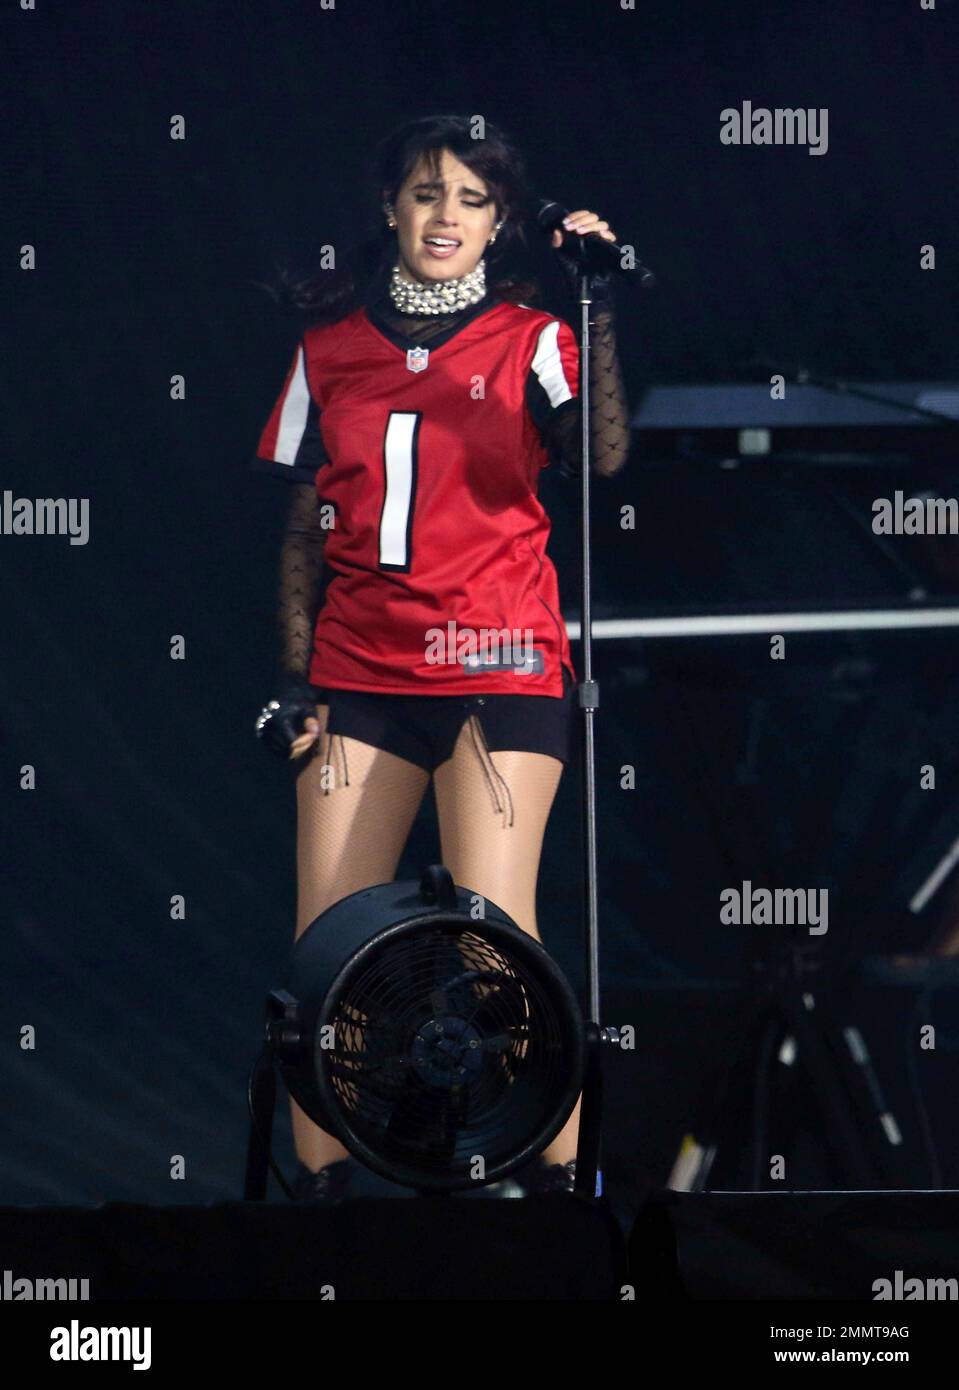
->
<box><xmin>466</xmin><ymin>711</ymin><xmax>514</xmax><ymax>829</ymax></box>
<box><xmin>320</xmin><ymin>728</ymin><xmax>350</xmax><ymax>794</ymax></box>
<box><xmin>314</xmin><ymin>706</ymin><xmax>512</xmax><ymax>829</ymax></box>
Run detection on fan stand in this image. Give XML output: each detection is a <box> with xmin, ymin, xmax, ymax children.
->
<box><xmin>244</xmin><ymin>983</ymin><xmax>601</xmax><ymax>1203</ymax></box>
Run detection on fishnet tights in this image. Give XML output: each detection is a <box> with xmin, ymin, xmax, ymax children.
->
<box><xmin>432</xmin><ymin>718</ymin><xmax>564</xmax><ymax>938</ymax></box>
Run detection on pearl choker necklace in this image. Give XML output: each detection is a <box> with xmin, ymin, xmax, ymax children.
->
<box><xmin>389</xmin><ymin>258</ymin><xmax>487</xmax><ymax>315</ymax></box>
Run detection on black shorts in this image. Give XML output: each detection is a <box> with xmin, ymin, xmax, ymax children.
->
<box><xmin>308</xmin><ymin>666</ymin><xmax>576</xmax><ymax>775</ymax></box>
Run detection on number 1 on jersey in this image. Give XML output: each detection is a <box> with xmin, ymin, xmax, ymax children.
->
<box><xmin>378</xmin><ymin>411</ymin><xmax>421</xmax><ymax>572</ymax></box>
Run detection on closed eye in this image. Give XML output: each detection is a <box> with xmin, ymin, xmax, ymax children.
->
<box><xmin>413</xmin><ymin>192</ymin><xmax>489</xmax><ymax>208</ymax></box>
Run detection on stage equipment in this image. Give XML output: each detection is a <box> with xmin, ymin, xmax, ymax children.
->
<box><xmin>246</xmin><ymin>866</ymin><xmax>585</xmax><ymax>1195</ymax></box>
<box><xmin>632</xmin><ymin>378</ymin><xmax>959</xmax><ymax>433</ymax></box>
<box><xmin>667</xmin><ymin>927</ymin><xmax>912</xmax><ymax>1192</ymax></box>
<box><xmin>538</xmin><ymin>221</ymin><xmax>657</xmax><ymax>1197</ymax></box>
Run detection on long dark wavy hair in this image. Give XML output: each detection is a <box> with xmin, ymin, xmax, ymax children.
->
<box><xmin>262</xmin><ymin>114</ymin><xmax>541</xmax><ymax>326</ymax></box>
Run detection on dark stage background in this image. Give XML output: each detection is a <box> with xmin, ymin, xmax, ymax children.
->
<box><xmin>4</xmin><ymin>0</ymin><xmax>959</xmax><ymax>1219</ymax></box>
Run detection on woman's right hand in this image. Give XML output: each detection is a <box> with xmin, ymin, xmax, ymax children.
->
<box><xmin>288</xmin><ymin>714</ymin><xmax>321</xmax><ymax>760</ymax></box>
<box><xmin>255</xmin><ymin>682</ymin><xmax>322</xmax><ymax>760</ymax></box>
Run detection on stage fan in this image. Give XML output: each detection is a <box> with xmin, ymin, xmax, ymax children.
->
<box><xmin>265</xmin><ymin>865</ymin><xmax>585</xmax><ymax>1192</ymax></box>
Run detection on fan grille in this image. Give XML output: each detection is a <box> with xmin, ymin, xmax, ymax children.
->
<box><xmin>314</xmin><ymin>923</ymin><xmax>576</xmax><ymax>1185</ymax></box>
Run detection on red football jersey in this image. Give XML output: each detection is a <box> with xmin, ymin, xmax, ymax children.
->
<box><xmin>253</xmin><ymin>295</ymin><xmax>579</xmax><ymax>696</ymax></box>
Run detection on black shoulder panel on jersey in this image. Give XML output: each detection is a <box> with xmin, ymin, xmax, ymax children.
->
<box><xmin>250</xmin><ymin>389</ymin><xmax>331</xmax><ymax>482</ymax></box>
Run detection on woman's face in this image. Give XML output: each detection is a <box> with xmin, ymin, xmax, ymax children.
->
<box><xmin>388</xmin><ymin>148</ymin><xmax>500</xmax><ymax>283</ymax></box>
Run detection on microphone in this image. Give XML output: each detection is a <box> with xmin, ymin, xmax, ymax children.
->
<box><xmin>535</xmin><ymin>199</ymin><xmax>656</xmax><ymax>287</ymax></box>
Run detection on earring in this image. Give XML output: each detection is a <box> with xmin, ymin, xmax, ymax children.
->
<box><xmin>488</xmin><ymin>220</ymin><xmax>503</xmax><ymax>244</ymax></box>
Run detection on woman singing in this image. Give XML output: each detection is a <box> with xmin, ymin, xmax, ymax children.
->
<box><xmin>252</xmin><ymin>114</ymin><xmax>629</xmax><ymax>1203</ymax></box>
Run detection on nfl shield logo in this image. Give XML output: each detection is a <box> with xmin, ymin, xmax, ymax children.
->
<box><xmin>406</xmin><ymin>346</ymin><xmax>429</xmax><ymax>374</ymax></box>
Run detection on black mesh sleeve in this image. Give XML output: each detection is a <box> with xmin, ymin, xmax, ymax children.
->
<box><xmin>541</xmin><ymin>303</ymin><xmax>630</xmax><ymax>479</ymax></box>
<box><xmin>277</xmin><ymin>482</ymin><xmax>328</xmax><ymax>681</ymax></box>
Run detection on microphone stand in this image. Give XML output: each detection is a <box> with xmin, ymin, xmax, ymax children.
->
<box><xmin>568</xmin><ymin>241</ymin><xmax>621</xmax><ymax>1200</ymax></box>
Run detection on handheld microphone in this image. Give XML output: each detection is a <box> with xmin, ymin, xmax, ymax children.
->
<box><xmin>535</xmin><ymin>198</ymin><xmax>656</xmax><ymax>287</ymax></box>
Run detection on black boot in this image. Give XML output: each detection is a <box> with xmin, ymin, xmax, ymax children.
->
<box><xmin>290</xmin><ymin>1157</ymin><xmax>354</xmax><ymax>1205</ymax></box>
<box><xmin>517</xmin><ymin>1155</ymin><xmax>577</xmax><ymax>1195</ymax></box>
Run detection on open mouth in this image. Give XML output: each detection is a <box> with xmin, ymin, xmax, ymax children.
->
<box><xmin>422</xmin><ymin>236</ymin><xmax>462</xmax><ymax>259</ymax></box>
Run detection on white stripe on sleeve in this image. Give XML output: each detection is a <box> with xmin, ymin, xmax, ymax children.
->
<box><xmin>274</xmin><ymin>345</ymin><xmax>312</xmax><ymax>465</ymax></box>
<box><xmin>530</xmin><ymin>321</ymin><xmax>574</xmax><ymax>408</ymax></box>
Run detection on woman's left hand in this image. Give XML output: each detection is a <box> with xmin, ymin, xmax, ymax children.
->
<box><xmin>551</xmin><ymin>210</ymin><xmax>616</xmax><ymax>248</ymax></box>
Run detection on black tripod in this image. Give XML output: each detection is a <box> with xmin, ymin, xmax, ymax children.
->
<box><xmin>670</xmin><ymin>927</ymin><xmax>909</xmax><ymax>1191</ymax></box>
